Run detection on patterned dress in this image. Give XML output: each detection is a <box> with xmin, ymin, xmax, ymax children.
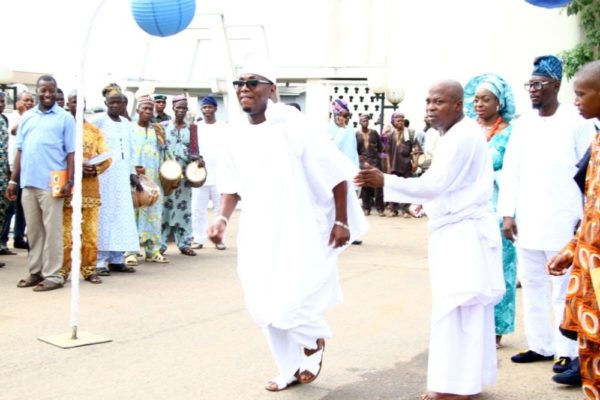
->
<box><xmin>131</xmin><ymin>123</ymin><xmax>165</xmax><ymax>257</ymax></box>
<box><xmin>160</xmin><ymin>122</ymin><xmax>193</xmax><ymax>251</ymax></box>
<box><xmin>488</xmin><ymin>125</ymin><xmax>517</xmax><ymax>336</ymax></box>
<box><xmin>61</xmin><ymin>121</ymin><xmax>111</xmax><ymax>279</ymax></box>
<box><xmin>0</xmin><ymin>115</ymin><xmax>9</xmax><ymax>227</ymax></box>
<box><xmin>560</xmin><ymin>127</ymin><xmax>600</xmax><ymax>399</ymax></box>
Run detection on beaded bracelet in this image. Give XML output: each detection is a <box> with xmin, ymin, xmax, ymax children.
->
<box><xmin>334</xmin><ymin>221</ymin><xmax>350</xmax><ymax>230</ymax></box>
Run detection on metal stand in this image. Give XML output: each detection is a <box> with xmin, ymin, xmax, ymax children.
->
<box><xmin>38</xmin><ymin>326</ymin><xmax>112</xmax><ymax>349</ymax></box>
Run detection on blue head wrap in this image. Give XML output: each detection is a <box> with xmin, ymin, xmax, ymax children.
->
<box><xmin>464</xmin><ymin>73</ymin><xmax>516</xmax><ymax>122</ymax></box>
<box><xmin>201</xmin><ymin>95</ymin><xmax>217</xmax><ymax>107</ymax></box>
<box><xmin>532</xmin><ymin>55</ymin><xmax>563</xmax><ymax>80</ymax></box>
<box><xmin>331</xmin><ymin>99</ymin><xmax>349</xmax><ymax>115</ymax></box>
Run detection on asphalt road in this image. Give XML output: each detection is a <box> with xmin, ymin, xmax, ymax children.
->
<box><xmin>0</xmin><ymin>211</ymin><xmax>581</xmax><ymax>399</ymax></box>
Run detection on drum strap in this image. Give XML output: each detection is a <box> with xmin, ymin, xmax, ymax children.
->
<box><xmin>189</xmin><ymin>124</ymin><xmax>200</xmax><ymax>157</ymax></box>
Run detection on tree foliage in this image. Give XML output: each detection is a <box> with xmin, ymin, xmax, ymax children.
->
<box><xmin>560</xmin><ymin>0</ymin><xmax>600</xmax><ymax>78</ymax></box>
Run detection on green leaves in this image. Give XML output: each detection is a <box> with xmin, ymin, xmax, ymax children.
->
<box><xmin>561</xmin><ymin>0</ymin><xmax>600</xmax><ymax>78</ymax></box>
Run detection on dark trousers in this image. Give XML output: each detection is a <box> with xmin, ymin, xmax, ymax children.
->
<box><xmin>388</xmin><ymin>171</ymin><xmax>410</xmax><ymax>214</ymax></box>
<box><xmin>1</xmin><ymin>185</ymin><xmax>26</xmax><ymax>245</ymax></box>
<box><xmin>360</xmin><ymin>186</ymin><xmax>384</xmax><ymax>212</ymax></box>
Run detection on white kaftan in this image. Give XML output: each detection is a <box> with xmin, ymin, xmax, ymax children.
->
<box><xmin>497</xmin><ymin>104</ymin><xmax>595</xmax><ymax>251</ymax></box>
<box><xmin>94</xmin><ymin>114</ymin><xmax>139</xmax><ymax>252</ymax></box>
<box><xmin>218</xmin><ymin>102</ymin><xmax>368</xmax><ymax>330</ymax></box>
<box><xmin>383</xmin><ymin>117</ymin><xmax>504</xmax><ymax>395</ymax></box>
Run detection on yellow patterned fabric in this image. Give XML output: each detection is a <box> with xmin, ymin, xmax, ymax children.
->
<box><xmin>61</xmin><ymin>206</ymin><xmax>98</xmax><ymax>279</ymax></box>
<box><xmin>560</xmin><ymin>131</ymin><xmax>600</xmax><ymax>398</ymax></box>
<box><xmin>61</xmin><ymin>121</ymin><xmax>111</xmax><ymax>279</ymax></box>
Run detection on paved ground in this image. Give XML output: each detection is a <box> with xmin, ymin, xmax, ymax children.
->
<box><xmin>0</xmin><ymin>211</ymin><xmax>581</xmax><ymax>400</ymax></box>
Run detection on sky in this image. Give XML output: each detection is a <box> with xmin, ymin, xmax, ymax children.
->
<box><xmin>2</xmin><ymin>0</ymin><xmax>581</xmax><ymax>121</ymax></box>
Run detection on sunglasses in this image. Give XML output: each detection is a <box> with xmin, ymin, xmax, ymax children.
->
<box><xmin>524</xmin><ymin>81</ymin><xmax>552</xmax><ymax>91</ymax></box>
<box><xmin>232</xmin><ymin>79</ymin><xmax>273</xmax><ymax>90</ymax></box>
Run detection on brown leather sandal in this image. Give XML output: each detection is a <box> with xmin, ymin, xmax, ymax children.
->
<box><xmin>179</xmin><ymin>247</ymin><xmax>197</xmax><ymax>256</ymax></box>
<box><xmin>17</xmin><ymin>274</ymin><xmax>43</xmax><ymax>288</ymax></box>
<box><xmin>85</xmin><ymin>274</ymin><xmax>103</xmax><ymax>284</ymax></box>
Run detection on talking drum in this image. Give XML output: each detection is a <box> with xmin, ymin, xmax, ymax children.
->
<box><xmin>417</xmin><ymin>152</ymin><xmax>433</xmax><ymax>170</ymax></box>
<box><xmin>132</xmin><ymin>175</ymin><xmax>160</xmax><ymax>208</ymax></box>
<box><xmin>185</xmin><ymin>163</ymin><xmax>207</xmax><ymax>188</ymax></box>
<box><xmin>159</xmin><ymin>159</ymin><xmax>182</xmax><ymax>196</ymax></box>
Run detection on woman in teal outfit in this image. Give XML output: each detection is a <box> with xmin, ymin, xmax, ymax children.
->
<box><xmin>465</xmin><ymin>73</ymin><xmax>517</xmax><ymax>348</ymax></box>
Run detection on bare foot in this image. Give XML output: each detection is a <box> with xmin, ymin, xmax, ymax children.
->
<box><xmin>421</xmin><ymin>392</ymin><xmax>472</xmax><ymax>400</ymax></box>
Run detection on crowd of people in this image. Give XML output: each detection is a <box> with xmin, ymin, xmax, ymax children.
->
<box><xmin>0</xmin><ymin>54</ymin><xmax>599</xmax><ymax>400</ymax></box>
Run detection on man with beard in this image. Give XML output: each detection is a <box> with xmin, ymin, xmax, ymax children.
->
<box><xmin>356</xmin><ymin>80</ymin><xmax>505</xmax><ymax>400</ymax></box>
<box><xmin>8</xmin><ymin>75</ymin><xmax>75</xmax><ymax>291</ymax></box>
<box><xmin>498</xmin><ymin>55</ymin><xmax>595</xmax><ymax>374</ymax></box>
<box><xmin>208</xmin><ymin>58</ymin><xmax>367</xmax><ymax>392</ymax></box>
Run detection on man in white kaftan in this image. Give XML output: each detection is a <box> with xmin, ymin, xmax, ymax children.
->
<box><xmin>356</xmin><ymin>80</ymin><xmax>504</xmax><ymax>400</ymax></box>
<box><xmin>94</xmin><ymin>88</ymin><xmax>139</xmax><ymax>274</ymax></box>
<box><xmin>208</xmin><ymin>60</ymin><xmax>368</xmax><ymax>392</ymax></box>
<box><xmin>498</xmin><ymin>55</ymin><xmax>595</xmax><ymax>369</ymax></box>
<box><xmin>191</xmin><ymin>95</ymin><xmax>226</xmax><ymax>250</ymax></box>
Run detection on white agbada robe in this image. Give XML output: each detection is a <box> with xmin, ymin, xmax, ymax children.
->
<box><xmin>192</xmin><ymin>119</ymin><xmax>225</xmax><ymax>244</ymax></box>
<box><xmin>383</xmin><ymin>117</ymin><xmax>504</xmax><ymax>395</ymax></box>
<box><xmin>94</xmin><ymin>114</ymin><xmax>139</xmax><ymax>254</ymax></box>
<box><xmin>218</xmin><ymin>101</ymin><xmax>368</xmax><ymax>379</ymax></box>
<box><xmin>496</xmin><ymin>104</ymin><xmax>594</xmax><ymax>359</ymax></box>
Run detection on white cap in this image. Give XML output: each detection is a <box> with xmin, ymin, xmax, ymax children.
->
<box><xmin>239</xmin><ymin>54</ymin><xmax>277</xmax><ymax>84</ymax></box>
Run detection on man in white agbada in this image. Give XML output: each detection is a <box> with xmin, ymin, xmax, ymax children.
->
<box><xmin>355</xmin><ymin>80</ymin><xmax>505</xmax><ymax>400</ymax></box>
<box><xmin>497</xmin><ymin>55</ymin><xmax>595</xmax><ymax>371</ymax></box>
<box><xmin>208</xmin><ymin>59</ymin><xmax>368</xmax><ymax>392</ymax></box>
<box><xmin>93</xmin><ymin>86</ymin><xmax>139</xmax><ymax>274</ymax></box>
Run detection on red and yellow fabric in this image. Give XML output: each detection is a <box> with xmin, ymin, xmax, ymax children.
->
<box><xmin>61</xmin><ymin>121</ymin><xmax>112</xmax><ymax>279</ymax></box>
<box><xmin>560</xmin><ymin>131</ymin><xmax>600</xmax><ymax>399</ymax></box>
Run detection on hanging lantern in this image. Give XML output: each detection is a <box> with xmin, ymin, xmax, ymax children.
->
<box><xmin>131</xmin><ymin>0</ymin><xmax>196</xmax><ymax>37</ymax></box>
<box><xmin>524</xmin><ymin>0</ymin><xmax>572</xmax><ymax>8</ymax></box>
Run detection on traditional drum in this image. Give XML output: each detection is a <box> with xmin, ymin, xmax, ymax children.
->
<box><xmin>159</xmin><ymin>159</ymin><xmax>182</xmax><ymax>196</ymax></box>
<box><xmin>132</xmin><ymin>175</ymin><xmax>160</xmax><ymax>208</ymax></box>
<box><xmin>417</xmin><ymin>152</ymin><xmax>433</xmax><ymax>170</ymax></box>
<box><xmin>185</xmin><ymin>162</ymin><xmax>207</xmax><ymax>188</ymax></box>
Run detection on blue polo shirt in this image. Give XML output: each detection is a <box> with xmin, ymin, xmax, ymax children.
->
<box><xmin>16</xmin><ymin>103</ymin><xmax>76</xmax><ymax>191</ymax></box>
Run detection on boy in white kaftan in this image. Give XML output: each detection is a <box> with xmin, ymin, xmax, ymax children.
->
<box><xmin>217</xmin><ymin>101</ymin><xmax>368</xmax><ymax>387</ymax></box>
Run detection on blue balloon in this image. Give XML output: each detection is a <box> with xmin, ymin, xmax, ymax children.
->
<box><xmin>525</xmin><ymin>0</ymin><xmax>572</xmax><ymax>8</ymax></box>
<box><xmin>131</xmin><ymin>0</ymin><xmax>196</xmax><ymax>37</ymax></box>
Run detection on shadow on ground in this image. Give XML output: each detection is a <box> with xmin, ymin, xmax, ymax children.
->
<box><xmin>322</xmin><ymin>351</ymin><xmax>428</xmax><ymax>400</ymax></box>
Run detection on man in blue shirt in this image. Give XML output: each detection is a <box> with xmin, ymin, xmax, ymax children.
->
<box><xmin>7</xmin><ymin>75</ymin><xmax>75</xmax><ymax>292</ymax></box>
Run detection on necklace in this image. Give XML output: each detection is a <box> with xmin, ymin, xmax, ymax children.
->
<box><xmin>479</xmin><ymin>116</ymin><xmax>503</xmax><ymax>141</ymax></box>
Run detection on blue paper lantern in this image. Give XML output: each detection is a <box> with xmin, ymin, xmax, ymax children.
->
<box><xmin>131</xmin><ymin>0</ymin><xmax>196</xmax><ymax>37</ymax></box>
<box><xmin>524</xmin><ymin>0</ymin><xmax>572</xmax><ymax>8</ymax></box>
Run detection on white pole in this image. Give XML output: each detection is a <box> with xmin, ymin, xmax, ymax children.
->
<box><xmin>70</xmin><ymin>0</ymin><xmax>109</xmax><ymax>339</ymax></box>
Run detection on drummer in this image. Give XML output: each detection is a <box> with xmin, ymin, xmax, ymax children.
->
<box><xmin>127</xmin><ymin>94</ymin><xmax>169</xmax><ymax>264</ymax></box>
<box><xmin>160</xmin><ymin>95</ymin><xmax>198</xmax><ymax>256</ymax></box>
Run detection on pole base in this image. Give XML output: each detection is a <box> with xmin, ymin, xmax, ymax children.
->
<box><xmin>38</xmin><ymin>331</ymin><xmax>112</xmax><ymax>349</ymax></box>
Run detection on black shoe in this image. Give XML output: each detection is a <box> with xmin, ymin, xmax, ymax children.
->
<box><xmin>511</xmin><ymin>350</ymin><xmax>554</xmax><ymax>363</ymax></box>
<box><xmin>13</xmin><ymin>240</ymin><xmax>29</xmax><ymax>250</ymax></box>
<box><xmin>553</xmin><ymin>357</ymin><xmax>573</xmax><ymax>373</ymax></box>
<box><xmin>352</xmin><ymin>240</ymin><xmax>363</xmax><ymax>245</ymax></box>
<box><xmin>0</xmin><ymin>262</ymin><xmax>5</xmax><ymax>268</ymax></box>
<box><xmin>552</xmin><ymin>358</ymin><xmax>581</xmax><ymax>386</ymax></box>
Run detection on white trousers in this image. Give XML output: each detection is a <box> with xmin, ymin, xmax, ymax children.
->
<box><xmin>263</xmin><ymin>320</ymin><xmax>332</xmax><ymax>380</ymax></box>
<box><xmin>427</xmin><ymin>303</ymin><xmax>496</xmax><ymax>395</ymax></box>
<box><xmin>191</xmin><ymin>185</ymin><xmax>221</xmax><ymax>244</ymax></box>
<box><xmin>517</xmin><ymin>248</ymin><xmax>578</xmax><ymax>358</ymax></box>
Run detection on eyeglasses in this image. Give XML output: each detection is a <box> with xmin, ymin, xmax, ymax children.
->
<box><xmin>232</xmin><ymin>79</ymin><xmax>273</xmax><ymax>90</ymax></box>
<box><xmin>524</xmin><ymin>81</ymin><xmax>552</xmax><ymax>91</ymax></box>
